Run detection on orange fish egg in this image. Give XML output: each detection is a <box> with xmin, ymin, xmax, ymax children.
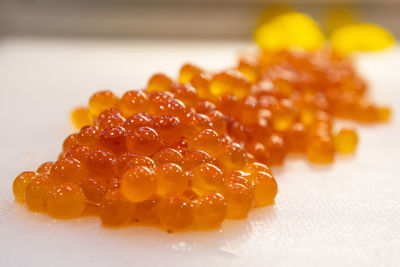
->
<box><xmin>121</xmin><ymin>166</ymin><xmax>158</xmax><ymax>202</ymax></box>
<box><xmin>194</xmin><ymin>192</ymin><xmax>227</xmax><ymax>228</ymax></box>
<box><xmin>100</xmin><ymin>190</ymin><xmax>133</xmax><ymax>226</ymax></box>
<box><xmin>157</xmin><ymin>193</ymin><xmax>193</xmax><ymax>231</ymax></box>
<box><xmin>192</xmin><ymin>163</ymin><xmax>225</xmax><ymax>195</ymax></box>
<box><xmin>13</xmin><ymin>171</ymin><xmax>37</xmax><ymax>202</ymax></box>
<box><xmin>89</xmin><ymin>90</ymin><xmax>119</xmax><ymax>117</ymax></box>
<box><xmin>47</xmin><ymin>183</ymin><xmax>86</xmax><ymax>219</ymax></box>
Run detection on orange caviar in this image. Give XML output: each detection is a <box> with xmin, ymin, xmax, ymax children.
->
<box><xmin>13</xmin><ymin>46</ymin><xmax>390</xmax><ymax>232</ymax></box>
<box><xmin>334</xmin><ymin>128</ymin><xmax>359</xmax><ymax>154</ymax></box>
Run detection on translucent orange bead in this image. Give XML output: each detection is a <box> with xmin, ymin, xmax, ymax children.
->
<box><xmin>153</xmin><ymin>148</ymin><xmax>184</xmax><ymax>166</ymax></box>
<box><xmin>306</xmin><ymin>135</ymin><xmax>335</xmax><ymax>164</ymax></box>
<box><xmin>182</xmin><ymin>189</ymin><xmax>198</xmax><ymax>201</ymax></box>
<box><xmin>126</xmin><ymin>127</ymin><xmax>163</xmax><ymax>156</ymax></box>
<box><xmin>194</xmin><ymin>192</ymin><xmax>227</xmax><ymax>228</ymax></box>
<box><xmin>237</xmin><ymin>57</ymin><xmax>260</xmax><ymax>83</ymax></box>
<box><xmin>89</xmin><ymin>90</ymin><xmax>119</xmax><ymax>117</ymax></box>
<box><xmin>156</xmin><ymin>163</ymin><xmax>188</xmax><ymax>195</ymax></box>
<box><xmin>265</xmin><ymin>134</ymin><xmax>286</xmax><ymax>166</ymax></box>
<box><xmin>258</xmin><ymin>94</ymin><xmax>279</xmax><ymax>111</ymax></box>
<box><xmin>192</xmin><ymin>163</ymin><xmax>225</xmax><ymax>195</ymax></box>
<box><xmin>183</xmin><ymin>112</ymin><xmax>212</xmax><ymax>139</ymax></box>
<box><xmin>183</xmin><ymin>149</ymin><xmax>213</xmax><ymax>169</ymax></box>
<box><xmin>121</xmin><ymin>166</ymin><xmax>158</xmax><ymax>202</ymax></box>
<box><xmin>217</xmin><ymin>143</ymin><xmax>248</xmax><ymax>170</ymax></box>
<box><xmin>124</xmin><ymin>113</ymin><xmax>153</xmax><ymax>132</ymax></box>
<box><xmin>207</xmin><ymin>110</ymin><xmax>227</xmax><ymax>135</ymax></box>
<box><xmin>171</xmin><ymin>84</ymin><xmax>198</xmax><ymax>108</ymax></box>
<box><xmin>99</xmin><ymin>126</ymin><xmax>127</xmax><ymax>153</ymax></box>
<box><xmin>272</xmin><ymin>99</ymin><xmax>296</xmax><ymax>131</ymax></box>
<box><xmin>241</xmin><ymin>96</ymin><xmax>259</xmax><ymax>125</ymax></box>
<box><xmin>94</xmin><ymin>108</ymin><xmax>124</xmax><ymax>129</ymax></box>
<box><xmin>196</xmin><ymin>100</ymin><xmax>216</xmax><ymax>114</ymax></box>
<box><xmin>64</xmin><ymin>145</ymin><xmax>90</xmax><ymax>164</ymax></box>
<box><xmin>155</xmin><ymin>98</ymin><xmax>187</xmax><ymax>120</ymax></box>
<box><xmin>334</xmin><ymin>128</ymin><xmax>358</xmax><ymax>154</ymax></box>
<box><xmin>329</xmin><ymin>96</ymin><xmax>351</xmax><ymax>119</ymax></box>
<box><xmin>157</xmin><ymin>193</ymin><xmax>193</xmax><ymax>231</ymax></box>
<box><xmin>118</xmin><ymin>153</ymin><xmax>155</xmax><ymax>174</ymax></box>
<box><xmin>354</xmin><ymin>101</ymin><xmax>380</xmax><ymax>122</ymax></box>
<box><xmin>113</xmin><ymin>152</ymin><xmax>132</xmax><ymax>173</ymax></box>
<box><xmin>36</xmin><ymin>162</ymin><xmax>54</xmax><ymax>175</ymax></box>
<box><xmin>224</xmin><ymin>170</ymin><xmax>252</xmax><ymax>187</ymax></box>
<box><xmin>179</xmin><ymin>63</ymin><xmax>202</xmax><ymax>84</ymax></box>
<box><xmin>49</xmin><ymin>158</ymin><xmax>87</xmax><ymax>184</ymax></box>
<box><xmin>153</xmin><ymin>115</ymin><xmax>182</xmax><ymax>144</ymax></box>
<box><xmin>244</xmin><ymin>162</ymin><xmax>272</xmax><ymax>175</ymax></box>
<box><xmin>191</xmin><ymin>72</ymin><xmax>211</xmax><ymax>98</ymax></box>
<box><xmin>71</xmin><ymin>106</ymin><xmax>92</xmax><ymax>129</ymax></box>
<box><xmin>25</xmin><ymin>174</ymin><xmax>52</xmax><ymax>212</ymax></box>
<box><xmin>300</xmin><ymin>105</ymin><xmax>317</xmax><ymax>127</ymax></box>
<box><xmin>76</xmin><ymin>126</ymin><xmax>99</xmax><ymax>149</ymax></box>
<box><xmin>13</xmin><ymin>171</ymin><xmax>37</xmax><ymax>202</ymax></box>
<box><xmin>47</xmin><ymin>183</ymin><xmax>86</xmax><ymax>219</ymax></box>
<box><xmin>315</xmin><ymin>111</ymin><xmax>332</xmax><ymax>127</ymax></box>
<box><xmin>147</xmin><ymin>73</ymin><xmax>173</xmax><ymax>92</ymax></box>
<box><xmin>171</xmin><ymin>138</ymin><xmax>189</xmax><ymax>155</ymax></box>
<box><xmin>148</xmin><ymin>91</ymin><xmax>174</xmax><ymax>104</ymax></box>
<box><xmin>94</xmin><ymin>107</ymin><xmax>120</xmax><ymax>121</ymax></box>
<box><xmin>210</xmin><ymin>70</ymin><xmax>251</xmax><ymax>99</ymax></box>
<box><xmin>98</xmin><ymin>113</ymin><xmax>126</xmax><ymax>130</ymax></box>
<box><xmin>251</xmin><ymin>171</ymin><xmax>278</xmax><ymax>207</ymax></box>
<box><xmin>226</xmin><ymin>121</ymin><xmax>249</xmax><ymax>144</ymax></box>
<box><xmin>273</xmin><ymin>77</ymin><xmax>294</xmax><ymax>96</ymax></box>
<box><xmin>225</xmin><ymin>183</ymin><xmax>254</xmax><ymax>219</ymax></box>
<box><xmin>146</xmin><ymin>92</ymin><xmax>171</xmax><ymax>114</ymax></box>
<box><xmin>132</xmin><ymin>195</ymin><xmax>161</xmax><ymax>224</ymax></box>
<box><xmin>247</xmin><ymin>142</ymin><xmax>269</xmax><ymax>164</ymax></box>
<box><xmin>189</xmin><ymin>129</ymin><xmax>221</xmax><ymax>156</ymax></box>
<box><xmin>118</xmin><ymin>90</ymin><xmax>149</xmax><ymax>117</ymax></box>
<box><xmin>100</xmin><ymin>189</ymin><xmax>133</xmax><ymax>226</ymax></box>
<box><xmin>310</xmin><ymin>121</ymin><xmax>332</xmax><ymax>139</ymax></box>
<box><xmin>62</xmin><ymin>133</ymin><xmax>79</xmax><ymax>153</ymax></box>
<box><xmin>108</xmin><ymin>177</ymin><xmax>121</xmax><ymax>190</ymax></box>
<box><xmin>378</xmin><ymin>106</ymin><xmax>391</xmax><ymax>121</ymax></box>
<box><xmin>216</xmin><ymin>94</ymin><xmax>240</xmax><ymax>118</ymax></box>
<box><xmin>286</xmin><ymin>122</ymin><xmax>307</xmax><ymax>153</ymax></box>
<box><xmin>80</xmin><ymin>177</ymin><xmax>107</xmax><ymax>205</ymax></box>
<box><xmin>86</xmin><ymin>149</ymin><xmax>117</xmax><ymax>179</ymax></box>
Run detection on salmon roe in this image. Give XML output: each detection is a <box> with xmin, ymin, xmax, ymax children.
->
<box><xmin>47</xmin><ymin>183</ymin><xmax>86</xmax><ymax>219</ymax></box>
<box><xmin>25</xmin><ymin>174</ymin><xmax>52</xmax><ymax>212</ymax></box>
<box><xmin>334</xmin><ymin>128</ymin><xmax>359</xmax><ymax>154</ymax></box>
<box><xmin>13</xmin><ymin>43</ymin><xmax>390</xmax><ymax>231</ymax></box>
<box><xmin>157</xmin><ymin>193</ymin><xmax>193</xmax><ymax>231</ymax></box>
<box><xmin>89</xmin><ymin>90</ymin><xmax>119</xmax><ymax>117</ymax></box>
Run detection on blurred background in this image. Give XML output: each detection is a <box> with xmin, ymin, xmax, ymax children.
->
<box><xmin>0</xmin><ymin>0</ymin><xmax>399</xmax><ymax>40</ymax></box>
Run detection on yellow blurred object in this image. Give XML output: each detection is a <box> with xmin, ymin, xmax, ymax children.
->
<box><xmin>254</xmin><ymin>12</ymin><xmax>325</xmax><ymax>51</ymax></box>
<box><xmin>71</xmin><ymin>107</ymin><xmax>92</xmax><ymax>129</ymax></box>
<box><xmin>331</xmin><ymin>23</ymin><xmax>395</xmax><ymax>55</ymax></box>
<box><xmin>334</xmin><ymin>128</ymin><xmax>358</xmax><ymax>154</ymax></box>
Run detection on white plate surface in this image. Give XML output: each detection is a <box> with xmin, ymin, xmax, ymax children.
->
<box><xmin>0</xmin><ymin>38</ymin><xmax>399</xmax><ymax>267</ymax></box>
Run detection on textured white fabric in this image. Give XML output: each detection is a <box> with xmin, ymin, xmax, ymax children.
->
<box><xmin>0</xmin><ymin>38</ymin><xmax>398</xmax><ymax>267</ymax></box>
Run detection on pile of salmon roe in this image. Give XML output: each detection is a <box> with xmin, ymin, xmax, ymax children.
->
<box><xmin>13</xmin><ymin>48</ymin><xmax>390</xmax><ymax>231</ymax></box>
